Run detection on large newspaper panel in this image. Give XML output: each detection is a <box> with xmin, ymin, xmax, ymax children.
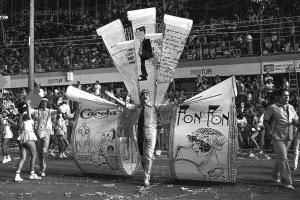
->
<box><xmin>127</xmin><ymin>8</ymin><xmax>157</xmax><ymax>103</ymax></box>
<box><xmin>96</xmin><ymin>20</ymin><xmax>140</xmax><ymax>104</ymax></box>
<box><xmin>170</xmin><ymin>77</ymin><xmax>238</xmax><ymax>183</ymax></box>
<box><xmin>156</xmin><ymin>15</ymin><xmax>193</xmax><ymax>104</ymax></box>
<box><xmin>66</xmin><ymin>86</ymin><xmax>139</xmax><ymax>175</ymax></box>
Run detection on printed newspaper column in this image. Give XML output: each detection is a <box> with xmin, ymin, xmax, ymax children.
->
<box><xmin>96</xmin><ymin>20</ymin><xmax>139</xmax><ymax>104</ymax></box>
<box><xmin>156</xmin><ymin>15</ymin><xmax>193</xmax><ymax>104</ymax></box>
<box><xmin>116</xmin><ymin>40</ymin><xmax>140</xmax><ymax>103</ymax></box>
<box><xmin>145</xmin><ymin>33</ymin><xmax>163</xmax><ymax>101</ymax></box>
<box><xmin>127</xmin><ymin>7</ymin><xmax>157</xmax><ymax>103</ymax></box>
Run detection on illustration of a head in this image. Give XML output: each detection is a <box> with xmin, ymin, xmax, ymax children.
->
<box><xmin>139</xmin><ymin>89</ymin><xmax>150</xmax><ymax>104</ymax></box>
<box><xmin>187</xmin><ymin>128</ymin><xmax>226</xmax><ymax>156</ymax></box>
<box><xmin>136</xmin><ymin>26</ymin><xmax>146</xmax><ymax>40</ymax></box>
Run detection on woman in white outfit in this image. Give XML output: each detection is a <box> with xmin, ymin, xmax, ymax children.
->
<box><xmin>1</xmin><ymin>109</ymin><xmax>15</xmax><ymax>163</ymax></box>
<box><xmin>15</xmin><ymin>100</ymin><xmax>41</xmax><ymax>182</ymax></box>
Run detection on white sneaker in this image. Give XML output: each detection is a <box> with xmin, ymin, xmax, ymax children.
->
<box><xmin>29</xmin><ymin>173</ymin><xmax>41</xmax><ymax>180</ymax></box>
<box><xmin>15</xmin><ymin>174</ymin><xmax>23</xmax><ymax>182</ymax></box>
<box><xmin>6</xmin><ymin>155</ymin><xmax>11</xmax><ymax>162</ymax></box>
<box><xmin>40</xmin><ymin>172</ymin><xmax>46</xmax><ymax>177</ymax></box>
<box><xmin>249</xmin><ymin>153</ymin><xmax>255</xmax><ymax>158</ymax></box>
<box><xmin>59</xmin><ymin>153</ymin><xmax>64</xmax><ymax>159</ymax></box>
<box><xmin>62</xmin><ymin>153</ymin><xmax>68</xmax><ymax>158</ymax></box>
<box><xmin>2</xmin><ymin>157</ymin><xmax>7</xmax><ymax>164</ymax></box>
<box><xmin>49</xmin><ymin>150</ymin><xmax>56</xmax><ymax>157</ymax></box>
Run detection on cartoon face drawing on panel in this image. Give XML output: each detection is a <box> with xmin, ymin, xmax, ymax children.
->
<box><xmin>174</xmin><ymin>128</ymin><xmax>227</xmax><ymax>173</ymax></box>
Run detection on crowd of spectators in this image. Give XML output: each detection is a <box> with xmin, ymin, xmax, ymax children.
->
<box><xmin>0</xmin><ymin>70</ymin><xmax>300</xmax><ymax>154</ymax></box>
<box><xmin>0</xmin><ymin>0</ymin><xmax>300</xmax><ymax>75</ymax></box>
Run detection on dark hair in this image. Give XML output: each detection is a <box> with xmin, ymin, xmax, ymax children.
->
<box><xmin>23</xmin><ymin>114</ymin><xmax>30</xmax><ymax>121</ymax></box>
<box><xmin>17</xmin><ymin>102</ymin><xmax>27</xmax><ymax>114</ymax></box>
<box><xmin>275</xmin><ymin>88</ymin><xmax>289</xmax><ymax>96</ymax></box>
<box><xmin>138</xmin><ymin>26</ymin><xmax>146</xmax><ymax>33</ymax></box>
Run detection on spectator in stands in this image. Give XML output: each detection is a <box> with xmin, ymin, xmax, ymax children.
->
<box><xmin>246</xmin><ymin>32</ymin><xmax>253</xmax><ymax>55</ymax></box>
<box><xmin>265</xmin><ymin>78</ymin><xmax>275</xmax><ymax>104</ymax></box>
<box><xmin>281</xmin><ymin>78</ymin><xmax>289</xmax><ymax>90</ymax></box>
<box><xmin>93</xmin><ymin>81</ymin><xmax>102</xmax><ymax>96</ymax></box>
<box><xmin>237</xmin><ymin>109</ymin><xmax>247</xmax><ymax>149</ymax></box>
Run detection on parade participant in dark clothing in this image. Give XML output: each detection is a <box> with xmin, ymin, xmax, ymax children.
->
<box><xmin>136</xmin><ymin>26</ymin><xmax>153</xmax><ymax>81</ymax></box>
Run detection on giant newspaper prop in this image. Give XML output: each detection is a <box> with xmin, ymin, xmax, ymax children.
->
<box><xmin>66</xmin><ymin>86</ymin><xmax>139</xmax><ymax>175</ymax></box>
<box><xmin>68</xmin><ymin>8</ymin><xmax>237</xmax><ymax>183</ymax></box>
<box><xmin>170</xmin><ymin>76</ymin><xmax>237</xmax><ymax>182</ymax></box>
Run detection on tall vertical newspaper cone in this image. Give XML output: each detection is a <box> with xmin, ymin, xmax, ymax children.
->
<box><xmin>127</xmin><ymin>7</ymin><xmax>157</xmax><ymax>103</ymax></box>
<box><xmin>156</xmin><ymin>15</ymin><xmax>193</xmax><ymax>104</ymax></box>
<box><xmin>96</xmin><ymin>20</ymin><xmax>140</xmax><ymax>104</ymax></box>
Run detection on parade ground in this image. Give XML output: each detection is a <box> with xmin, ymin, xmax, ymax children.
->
<box><xmin>0</xmin><ymin>149</ymin><xmax>299</xmax><ymax>200</ymax></box>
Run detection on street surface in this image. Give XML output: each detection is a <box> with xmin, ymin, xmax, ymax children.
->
<box><xmin>0</xmin><ymin>149</ymin><xmax>299</xmax><ymax>200</ymax></box>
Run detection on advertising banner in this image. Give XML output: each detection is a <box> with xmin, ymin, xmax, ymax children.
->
<box><xmin>262</xmin><ymin>61</ymin><xmax>296</xmax><ymax>73</ymax></box>
<box><xmin>170</xmin><ymin>76</ymin><xmax>237</xmax><ymax>182</ymax></box>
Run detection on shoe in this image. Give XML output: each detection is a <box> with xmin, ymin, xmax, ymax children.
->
<box><xmin>49</xmin><ymin>150</ymin><xmax>56</xmax><ymax>157</ymax></box>
<box><xmin>29</xmin><ymin>173</ymin><xmax>42</xmax><ymax>180</ymax></box>
<box><xmin>249</xmin><ymin>153</ymin><xmax>255</xmax><ymax>158</ymax></box>
<box><xmin>282</xmin><ymin>184</ymin><xmax>295</xmax><ymax>190</ymax></box>
<box><xmin>273</xmin><ymin>179</ymin><xmax>280</xmax><ymax>183</ymax></box>
<box><xmin>62</xmin><ymin>153</ymin><xmax>68</xmax><ymax>158</ymax></box>
<box><xmin>59</xmin><ymin>153</ymin><xmax>64</xmax><ymax>159</ymax></box>
<box><xmin>6</xmin><ymin>155</ymin><xmax>11</xmax><ymax>162</ymax></box>
<box><xmin>2</xmin><ymin>157</ymin><xmax>7</xmax><ymax>164</ymax></box>
<box><xmin>40</xmin><ymin>172</ymin><xmax>46</xmax><ymax>177</ymax></box>
<box><xmin>15</xmin><ymin>175</ymin><xmax>23</xmax><ymax>182</ymax></box>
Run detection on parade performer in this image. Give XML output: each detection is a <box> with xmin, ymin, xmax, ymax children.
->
<box><xmin>264</xmin><ymin>88</ymin><xmax>298</xmax><ymax>190</ymax></box>
<box><xmin>15</xmin><ymin>100</ymin><xmax>41</xmax><ymax>182</ymax></box>
<box><xmin>32</xmin><ymin>98</ymin><xmax>61</xmax><ymax>177</ymax></box>
<box><xmin>106</xmin><ymin>89</ymin><xmax>174</xmax><ymax>187</ymax></box>
<box><xmin>1</xmin><ymin>109</ymin><xmax>15</xmax><ymax>163</ymax></box>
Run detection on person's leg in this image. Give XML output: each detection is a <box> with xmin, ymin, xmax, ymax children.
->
<box><xmin>272</xmin><ymin>140</ymin><xmax>293</xmax><ymax>187</ymax></box>
<box><xmin>1</xmin><ymin>138</ymin><xmax>10</xmax><ymax>163</ymax></box>
<box><xmin>292</xmin><ymin>138</ymin><xmax>300</xmax><ymax>170</ymax></box>
<box><xmin>40</xmin><ymin>134</ymin><xmax>50</xmax><ymax>174</ymax></box>
<box><xmin>2</xmin><ymin>138</ymin><xmax>8</xmax><ymax>156</ymax></box>
<box><xmin>15</xmin><ymin>143</ymin><xmax>27</xmax><ymax>182</ymax></box>
<box><xmin>250</xmin><ymin>131</ymin><xmax>260</xmax><ymax>149</ymax></box>
<box><xmin>57</xmin><ymin>135</ymin><xmax>63</xmax><ymax>154</ymax></box>
<box><xmin>26</xmin><ymin>141</ymin><xmax>37</xmax><ymax>173</ymax></box>
<box><xmin>143</xmin><ymin>128</ymin><xmax>157</xmax><ymax>187</ymax></box>
<box><xmin>62</xmin><ymin>137</ymin><xmax>69</xmax><ymax>152</ymax></box>
<box><xmin>26</xmin><ymin>140</ymin><xmax>41</xmax><ymax>179</ymax></box>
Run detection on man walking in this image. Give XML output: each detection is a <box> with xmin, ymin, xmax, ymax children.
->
<box><xmin>32</xmin><ymin>98</ymin><xmax>61</xmax><ymax>177</ymax></box>
<box><xmin>264</xmin><ymin>88</ymin><xmax>298</xmax><ymax>190</ymax></box>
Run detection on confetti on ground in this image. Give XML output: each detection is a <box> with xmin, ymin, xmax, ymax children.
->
<box><xmin>64</xmin><ymin>192</ymin><xmax>71</xmax><ymax>198</ymax></box>
<box><xmin>247</xmin><ymin>193</ymin><xmax>261</xmax><ymax>199</ymax></box>
<box><xmin>103</xmin><ymin>183</ymin><xmax>116</xmax><ymax>187</ymax></box>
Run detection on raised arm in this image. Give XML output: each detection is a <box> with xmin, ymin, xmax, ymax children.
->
<box><xmin>105</xmin><ymin>90</ymin><xmax>135</xmax><ymax>109</ymax></box>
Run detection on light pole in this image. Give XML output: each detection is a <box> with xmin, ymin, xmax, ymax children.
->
<box><xmin>29</xmin><ymin>0</ymin><xmax>34</xmax><ymax>92</ymax></box>
<box><xmin>0</xmin><ymin>15</ymin><xmax>8</xmax><ymax>46</ymax></box>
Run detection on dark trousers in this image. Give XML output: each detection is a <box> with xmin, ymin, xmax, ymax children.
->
<box><xmin>140</xmin><ymin>57</ymin><xmax>148</xmax><ymax>77</ymax></box>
